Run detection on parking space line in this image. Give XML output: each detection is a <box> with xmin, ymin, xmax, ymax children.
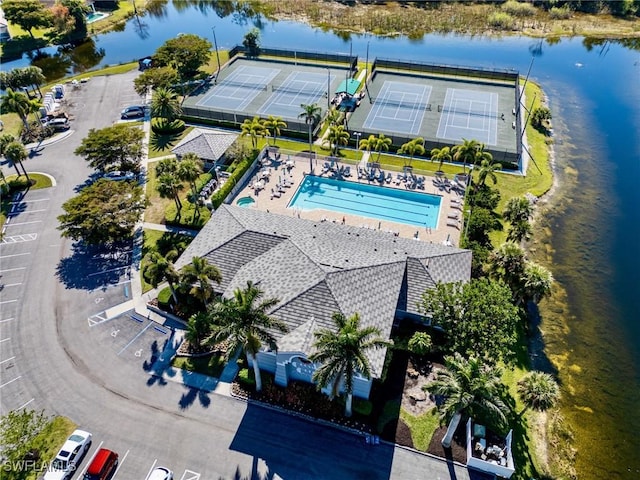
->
<box><xmin>88</xmin><ymin>265</ymin><xmax>129</xmax><ymax>277</ymax></box>
<box><xmin>0</xmin><ymin>300</ymin><xmax>18</xmax><ymax>305</ymax></box>
<box><xmin>1</xmin><ymin>233</ymin><xmax>37</xmax><ymax>244</ymax></box>
<box><xmin>111</xmin><ymin>449</ymin><xmax>130</xmax><ymax>479</ymax></box>
<box><xmin>9</xmin><ymin>199</ymin><xmax>49</xmax><ymax>204</ymax></box>
<box><xmin>0</xmin><ymin>376</ymin><xmax>21</xmax><ymax>389</ymax></box>
<box><xmin>145</xmin><ymin>459</ymin><xmax>158</xmax><ymax>479</ymax></box>
<box><xmin>0</xmin><ymin>318</ymin><xmax>14</xmax><ymax>324</ymax></box>
<box><xmin>4</xmin><ymin>221</ymin><xmax>42</xmax><ymax>227</ymax></box>
<box><xmin>0</xmin><ymin>356</ymin><xmax>15</xmax><ymax>365</ymax></box>
<box><xmin>118</xmin><ymin>322</ymin><xmax>153</xmax><ymax>355</ymax></box>
<box><xmin>0</xmin><ymin>253</ymin><xmax>31</xmax><ymax>259</ymax></box>
<box><xmin>78</xmin><ymin>441</ymin><xmax>104</xmax><ymax>478</ymax></box>
<box><xmin>2</xmin><ymin>283</ymin><xmax>23</xmax><ymax>288</ymax></box>
<box><xmin>9</xmin><ymin>209</ymin><xmax>47</xmax><ymax>216</ymax></box>
<box><xmin>17</xmin><ymin>398</ymin><xmax>34</xmax><ymax>410</ymax></box>
<box><xmin>0</xmin><ymin>338</ymin><xmax>10</xmax><ymax>343</ymax></box>
<box><xmin>181</xmin><ymin>470</ymin><xmax>201</xmax><ymax>480</ymax></box>
<box><xmin>0</xmin><ymin>267</ymin><xmax>25</xmax><ymax>273</ymax></box>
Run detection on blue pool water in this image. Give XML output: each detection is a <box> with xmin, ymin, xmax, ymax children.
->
<box><xmin>236</xmin><ymin>196</ymin><xmax>255</xmax><ymax>208</ymax></box>
<box><xmin>288</xmin><ymin>176</ymin><xmax>441</xmax><ymax>228</ymax></box>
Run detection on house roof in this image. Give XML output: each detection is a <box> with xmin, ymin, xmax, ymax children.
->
<box><xmin>171</xmin><ymin>127</ymin><xmax>238</xmax><ymax>162</ymax></box>
<box><xmin>176</xmin><ymin>205</ymin><xmax>471</xmax><ymax>377</ymax></box>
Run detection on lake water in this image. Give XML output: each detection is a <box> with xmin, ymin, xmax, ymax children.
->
<box><xmin>4</xmin><ymin>3</ymin><xmax>640</xmax><ymax>478</ymax></box>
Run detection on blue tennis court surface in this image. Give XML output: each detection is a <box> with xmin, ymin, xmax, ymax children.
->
<box><xmin>363</xmin><ymin>81</ymin><xmax>432</xmax><ymax>135</ymax></box>
<box><xmin>258</xmin><ymin>71</ymin><xmax>334</xmax><ymax>119</ymax></box>
<box><xmin>288</xmin><ymin>175</ymin><xmax>441</xmax><ymax>228</ymax></box>
<box><xmin>436</xmin><ymin>88</ymin><xmax>499</xmax><ymax>146</ymax></box>
<box><xmin>197</xmin><ymin>65</ymin><xmax>281</xmax><ymax>111</ymax></box>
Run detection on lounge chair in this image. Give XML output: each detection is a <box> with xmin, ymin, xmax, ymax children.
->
<box><xmin>322</xmin><ymin>162</ymin><xmax>331</xmax><ymax>174</ymax></box>
<box><xmin>447</xmin><ymin>219</ymin><xmax>460</xmax><ymax>229</ymax></box>
<box><xmin>271</xmin><ymin>188</ymin><xmax>281</xmax><ymax>199</ymax></box>
<box><xmin>378</xmin><ymin>170</ymin><xmax>386</xmax><ymax>183</ymax></box>
<box><xmin>395</xmin><ymin>173</ymin><xmax>403</xmax><ymax>185</ymax></box>
<box><xmin>386</xmin><ymin>173</ymin><xmax>392</xmax><ymax>183</ymax></box>
<box><xmin>447</xmin><ymin>213</ymin><xmax>459</xmax><ymax>220</ymax></box>
<box><xmin>343</xmin><ymin>166</ymin><xmax>351</xmax><ymax>177</ymax></box>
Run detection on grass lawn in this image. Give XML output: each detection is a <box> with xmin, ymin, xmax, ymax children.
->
<box><xmin>140</xmin><ymin>229</ymin><xmax>193</xmax><ymax>293</ymax></box>
<box><xmin>171</xmin><ymin>353</ymin><xmax>226</xmax><ymax>378</ymax></box>
<box><xmin>24</xmin><ymin>417</ymin><xmax>77</xmax><ymax>480</ymax></box>
<box><xmin>400</xmin><ymin>407</ymin><xmax>440</xmax><ymax>452</ymax></box>
<box><xmin>144</xmin><ymin>160</ymin><xmax>174</xmax><ymax>224</ymax></box>
<box><xmin>86</xmin><ymin>0</ymin><xmax>140</xmax><ymax>36</ymax></box>
<box><xmin>148</xmin><ymin>126</ymin><xmax>194</xmax><ymax>159</ymax></box>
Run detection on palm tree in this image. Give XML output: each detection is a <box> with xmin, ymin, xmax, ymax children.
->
<box><xmin>3</xmin><ymin>141</ymin><xmax>29</xmax><ymax>180</ymax></box>
<box><xmin>210</xmin><ymin>281</ymin><xmax>287</xmax><ymax>392</ymax></box>
<box><xmin>155</xmin><ymin>157</ymin><xmax>178</xmax><ymax>176</ymax></box>
<box><xmin>151</xmin><ymin>87</ymin><xmax>182</xmax><ymax>121</ymax></box>
<box><xmin>517</xmin><ymin>371</ymin><xmax>560</xmax><ymax>413</ymax></box>
<box><xmin>185</xmin><ymin>312</ymin><xmax>214</xmax><ymax>351</ymax></box>
<box><xmin>430</xmin><ymin>145</ymin><xmax>452</xmax><ymax>173</ymax></box>
<box><xmin>179</xmin><ymin>256</ymin><xmax>222</xmax><ymax>306</ymax></box>
<box><xmin>309</xmin><ymin>312</ymin><xmax>391</xmax><ymax>417</ymax></box>
<box><xmin>262</xmin><ymin>115</ymin><xmax>287</xmax><ymax>146</ymax></box>
<box><xmin>1</xmin><ymin>89</ymin><xmax>37</xmax><ymax>133</ymax></box>
<box><xmin>452</xmin><ymin>138</ymin><xmax>481</xmax><ymax>174</ymax></box>
<box><xmin>240</xmin><ymin>116</ymin><xmax>265</xmax><ymax>149</ymax></box>
<box><xmin>507</xmin><ymin>219</ymin><xmax>532</xmax><ymax>243</ymax></box>
<box><xmin>503</xmin><ymin>196</ymin><xmax>533</xmax><ymax>225</ymax></box>
<box><xmin>326</xmin><ymin>125</ymin><xmax>350</xmax><ymax>156</ymax></box>
<box><xmin>520</xmin><ymin>261</ymin><xmax>554</xmax><ymax>305</ymax></box>
<box><xmin>372</xmin><ymin>133</ymin><xmax>392</xmax><ymax>162</ymax></box>
<box><xmin>0</xmin><ymin>134</ymin><xmax>18</xmax><ymax>176</ymax></box>
<box><xmin>477</xmin><ymin>158</ymin><xmax>501</xmax><ymax>186</ymax></box>
<box><xmin>486</xmin><ymin>242</ymin><xmax>527</xmax><ymax>289</ymax></box>
<box><xmin>398</xmin><ymin>137</ymin><xmax>425</xmax><ymax>167</ymax></box>
<box><xmin>176</xmin><ymin>153</ymin><xmax>202</xmax><ymax>209</ymax></box>
<box><xmin>156</xmin><ymin>173</ymin><xmax>184</xmax><ymax>212</ymax></box>
<box><xmin>358</xmin><ymin>134</ymin><xmax>377</xmax><ymax>157</ymax></box>
<box><xmin>424</xmin><ymin>353</ymin><xmax>509</xmax><ymax>447</ymax></box>
<box><xmin>142</xmin><ymin>250</ymin><xmax>180</xmax><ymax>304</ymax></box>
<box><xmin>326</xmin><ymin>109</ymin><xmax>342</xmax><ymax>127</ymax></box>
<box><xmin>298</xmin><ymin>103</ymin><xmax>322</xmax><ymax>153</ymax></box>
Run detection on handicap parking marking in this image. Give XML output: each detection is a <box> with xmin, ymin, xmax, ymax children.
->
<box><xmin>1</xmin><ymin>233</ymin><xmax>38</xmax><ymax>244</ymax></box>
<box><xmin>180</xmin><ymin>470</ymin><xmax>201</xmax><ymax>480</ymax></box>
<box><xmin>117</xmin><ymin>322</ymin><xmax>153</xmax><ymax>355</ymax></box>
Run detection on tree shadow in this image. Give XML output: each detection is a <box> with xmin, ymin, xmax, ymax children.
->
<box><xmin>74</xmin><ymin>173</ymin><xmax>102</xmax><ymax>193</ymax></box>
<box><xmin>55</xmin><ymin>241</ymin><xmax>132</xmax><ymax>290</ymax></box>
<box><xmin>149</xmin><ymin>131</ymin><xmax>182</xmax><ymax>153</ymax></box>
<box><xmin>178</xmin><ymin>386</ymin><xmax>211</xmax><ymax>410</ymax></box>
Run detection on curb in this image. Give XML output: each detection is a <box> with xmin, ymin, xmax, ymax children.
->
<box><xmin>25</xmin><ymin>130</ymin><xmax>74</xmax><ymax>150</ymax></box>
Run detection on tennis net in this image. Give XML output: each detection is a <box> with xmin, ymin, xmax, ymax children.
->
<box><xmin>217</xmin><ymin>80</ymin><xmax>268</xmax><ymax>90</ymax></box>
<box><xmin>439</xmin><ymin>105</ymin><xmax>502</xmax><ymax>119</ymax></box>
<box><xmin>376</xmin><ymin>98</ymin><xmax>431</xmax><ymax>110</ymax></box>
<box><xmin>272</xmin><ymin>84</ymin><xmax>325</xmax><ymax>95</ymax></box>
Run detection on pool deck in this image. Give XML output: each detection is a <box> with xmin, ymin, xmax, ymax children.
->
<box><xmin>232</xmin><ymin>153</ymin><xmax>465</xmax><ymax>246</ymax></box>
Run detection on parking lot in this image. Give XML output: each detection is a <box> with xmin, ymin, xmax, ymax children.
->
<box><xmin>0</xmin><ymin>189</ymin><xmax>54</xmax><ymax>415</ymax></box>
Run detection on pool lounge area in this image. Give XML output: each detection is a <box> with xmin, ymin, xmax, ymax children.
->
<box><xmin>234</xmin><ymin>153</ymin><xmax>466</xmax><ymax>245</ymax></box>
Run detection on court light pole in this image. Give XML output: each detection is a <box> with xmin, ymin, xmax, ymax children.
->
<box><xmin>211</xmin><ymin>26</ymin><xmax>221</xmax><ymax>83</ymax></box>
<box><xmin>327</xmin><ymin>68</ymin><xmax>331</xmax><ymax>111</ymax></box>
<box><xmin>354</xmin><ymin>131</ymin><xmax>361</xmax><ymax>150</ymax></box>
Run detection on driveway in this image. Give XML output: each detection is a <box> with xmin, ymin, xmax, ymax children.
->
<box><xmin>0</xmin><ymin>70</ymin><xmax>470</xmax><ymax>480</ymax></box>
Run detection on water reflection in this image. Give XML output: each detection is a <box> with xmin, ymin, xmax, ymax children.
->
<box><xmin>28</xmin><ymin>38</ymin><xmax>105</xmax><ymax>81</ymax></box>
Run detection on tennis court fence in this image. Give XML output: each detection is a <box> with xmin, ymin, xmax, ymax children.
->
<box><xmin>181</xmin><ymin>105</ymin><xmax>319</xmax><ymax>136</ymax></box>
<box><xmin>228</xmin><ymin>45</ymin><xmax>358</xmax><ymax>71</ymax></box>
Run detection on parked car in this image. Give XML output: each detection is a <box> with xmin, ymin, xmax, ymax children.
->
<box><xmin>83</xmin><ymin>448</ymin><xmax>118</xmax><ymax>480</ymax></box>
<box><xmin>121</xmin><ymin>105</ymin><xmax>145</xmax><ymax>119</ymax></box>
<box><xmin>102</xmin><ymin>171</ymin><xmax>136</xmax><ymax>182</ymax></box>
<box><xmin>44</xmin><ymin>429</ymin><xmax>92</xmax><ymax>480</ymax></box>
<box><xmin>146</xmin><ymin>466</ymin><xmax>173</xmax><ymax>480</ymax></box>
<box><xmin>47</xmin><ymin>117</ymin><xmax>71</xmax><ymax>131</ymax></box>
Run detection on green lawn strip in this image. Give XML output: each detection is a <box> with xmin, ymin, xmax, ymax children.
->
<box><xmin>144</xmin><ymin>160</ymin><xmax>173</xmax><ymax>224</ymax></box>
<box><xmin>140</xmin><ymin>228</ymin><xmax>193</xmax><ymax>293</ymax></box>
<box><xmin>201</xmin><ymin>50</ymin><xmax>231</xmax><ymax>74</ymax></box>
<box><xmin>376</xmin><ymin>399</ymin><xmax>401</xmax><ymax>433</ymax></box>
<box><xmin>25</xmin><ymin>417</ymin><xmax>77</xmax><ymax>480</ymax></box>
<box><xmin>86</xmin><ymin>0</ymin><xmax>139</xmax><ymax>36</ymax></box>
<box><xmin>171</xmin><ymin>353</ymin><xmax>226</xmax><ymax>378</ymax></box>
<box><xmin>148</xmin><ymin>126</ymin><xmax>194</xmax><ymax>159</ymax></box>
<box><xmin>399</xmin><ymin>407</ymin><xmax>440</xmax><ymax>452</ymax></box>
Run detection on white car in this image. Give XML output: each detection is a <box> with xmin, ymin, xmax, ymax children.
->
<box><xmin>102</xmin><ymin>171</ymin><xmax>136</xmax><ymax>182</ymax></box>
<box><xmin>146</xmin><ymin>466</ymin><xmax>173</xmax><ymax>480</ymax></box>
<box><xmin>44</xmin><ymin>429</ymin><xmax>92</xmax><ymax>480</ymax></box>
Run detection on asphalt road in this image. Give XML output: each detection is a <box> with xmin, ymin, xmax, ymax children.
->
<box><xmin>0</xmin><ymin>71</ymin><xmax>471</xmax><ymax>480</ymax></box>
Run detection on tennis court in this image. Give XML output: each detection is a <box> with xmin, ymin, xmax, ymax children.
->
<box><xmin>363</xmin><ymin>81</ymin><xmax>432</xmax><ymax>135</ymax></box>
<box><xmin>436</xmin><ymin>88</ymin><xmax>499</xmax><ymax>146</ymax></box>
<box><xmin>196</xmin><ymin>65</ymin><xmax>281</xmax><ymax>111</ymax></box>
<box><xmin>258</xmin><ymin>71</ymin><xmax>335</xmax><ymax>118</ymax></box>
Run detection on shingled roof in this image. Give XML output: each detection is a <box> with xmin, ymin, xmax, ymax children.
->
<box><xmin>176</xmin><ymin>205</ymin><xmax>471</xmax><ymax>377</ymax></box>
<box><xmin>171</xmin><ymin>127</ymin><xmax>238</xmax><ymax>162</ymax></box>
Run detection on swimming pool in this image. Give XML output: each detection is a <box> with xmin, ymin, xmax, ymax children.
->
<box><xmin>236</xmin><ymin>196</ymin><xmax>255</xmax><ymax>208</ymax></box>
<box><xmin>288</xmin><ymin>176</ymin><xmax>441</xmax><ymax>228</ymax></box>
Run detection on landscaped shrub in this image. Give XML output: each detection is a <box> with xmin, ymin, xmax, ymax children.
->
<box><xmin>549</xmin><ymin>5</ymin><xmax>572</xmax><ymax>20</ymax></box>
<box><xmin>157</xmin><ymin>287</ymin><xmax>173</xmax><ymax>310</ymax></box>
<box><xmin>488</xmin><ymin>12</ymin><xmax>515</xmax><ymax>29</ymax></box>
<box><xmin>151</xmin><ymin>118</ymin><xmax>186</xmax><ymax>135</ymax></box>
<box><xmin>210</xmin><ymin>155</ymin><xmax>255</xmax><ymax>208</ymax></box>
<box><xmin>502</xmin><ymin>0</ymin><xmax>537</xmax><ymax>17</ymax></box>
<box><xmin>353</xmin><ymin>398</ymin><xmax>373</xmax><ymax>417</ymax></box>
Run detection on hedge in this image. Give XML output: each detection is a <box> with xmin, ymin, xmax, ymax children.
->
<box><xmin>210</xmin><ymin>155</ymin><xmax>256</xmax><ymax>209</ymax></box>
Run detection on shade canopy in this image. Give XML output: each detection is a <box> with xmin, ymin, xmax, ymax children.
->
<box><xmin>335</xmin><ymin>78</ymin><xmax>361</xmax><ymax>96</ymax></box>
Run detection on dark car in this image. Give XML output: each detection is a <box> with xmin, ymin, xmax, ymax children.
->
<box><xmin>121</xmin><ymin>106</ymin><xmax>145</xmax><ymax>119</ymax></box>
